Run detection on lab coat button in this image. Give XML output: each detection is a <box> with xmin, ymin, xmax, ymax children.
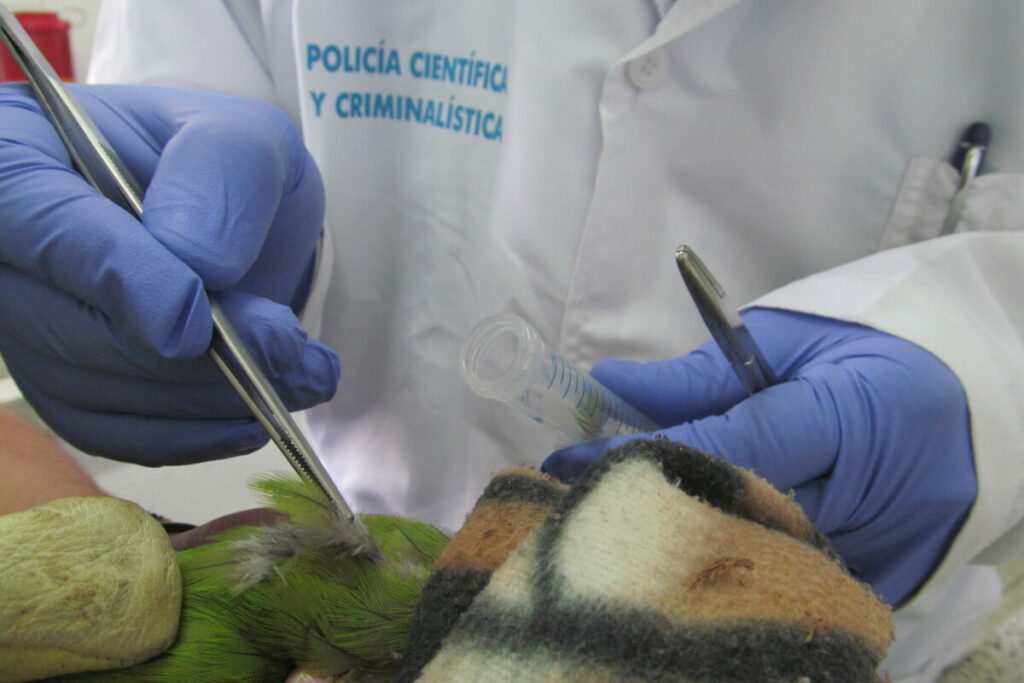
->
<box><xmin>627</xmin><ymin>51</ymin><xmax>667</xmax><ymax>89</ymax></box>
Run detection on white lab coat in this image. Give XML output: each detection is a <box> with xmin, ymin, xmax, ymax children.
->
<box><xmin>89</xmin><ymin>1</ymin><xmax>1024</xmax><ymax>679</ymax></box>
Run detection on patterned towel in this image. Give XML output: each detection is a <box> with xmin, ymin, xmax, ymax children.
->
<box><xmin>399</xmin><ymin>439</ymin><xmax>893</xmax><ymax>682</ymax></box>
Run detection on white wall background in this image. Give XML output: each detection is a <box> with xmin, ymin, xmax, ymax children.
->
<box><xmin>1</xmin><ymin>0</ymin><xmax>288</xmax><ymax>524</ymax></box>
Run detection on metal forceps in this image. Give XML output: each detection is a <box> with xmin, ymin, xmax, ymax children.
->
<box><xmin>675</xmin><ymin>245</ymin><xmax>777</xmax><ymax>395</ymax></box>
<box><xmin>0</xmin><ymin>4</ymin><xmax>374</xmax><ymax>551</ymax></box>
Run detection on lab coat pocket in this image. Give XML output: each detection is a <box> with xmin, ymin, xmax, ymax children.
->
<box><xmin>960</xmin><ymin>172</ymin><xmax>1024</xmax><ymax>234</ymax></box>
<box><xmin>879</xmin><ymin>157</ymin><xmax>1024</xmax><ymax>250</ymax></box>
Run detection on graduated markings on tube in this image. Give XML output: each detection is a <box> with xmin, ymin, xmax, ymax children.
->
<box><xmin>577</xmin><ymin>381</ymin><xmax>609</xmax><ymax>425</ymax></box>
<box><xmin>546</xmin><ymin>352</ymin><xmax>557</xmax><ymax>389</ymax></box>
<box><xmin>563</xmin><ymin>367</ymin><xmax>577</xmax><ymax>401</ymax></box>
<box><xmin>576</xmin><ymin>381</ymin><xmax>592</xmax><ymax>410</ymax></box>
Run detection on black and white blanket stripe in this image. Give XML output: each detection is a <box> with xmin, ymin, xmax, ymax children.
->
<box><xmin>400</xmin><ymin>439</ymin><xmax>893</xmax><ymax>682</ymax></box>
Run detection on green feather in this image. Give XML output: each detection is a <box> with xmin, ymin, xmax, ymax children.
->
<box><xmin>235</xmin><ymin>514</ymin><xmax>448</xmax><ymax>677</ymax></box>
<box><xmin>51</xmin><ymin>475</ymin><xmax>449</xmax><ymax>681</ymax></box>
<box><xmin>248</xmin><ymin>473</ymin><xmax>339</xmax><ymax>531</ymax></box>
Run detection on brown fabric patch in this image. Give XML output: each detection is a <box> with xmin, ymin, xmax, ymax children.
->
<box><xmin>397</xmin><ymin>467</ymin><xmax>567</xmax><ymax>682</ymax></box>
<box><xmin>432</xmin><ymin>499</ymin><xmax>557</xmax><ymax>572</ymax></box>
<box><xmin>431</xmin><ymin>467</ymin><xmax>566</xmax><ymax>573</ymax></box>
<box><xmin>734</xmin><ymin>471</ymin><xmax>817</xmax><ymax>541</ymax></box>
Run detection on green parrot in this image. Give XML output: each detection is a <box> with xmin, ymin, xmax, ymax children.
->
<box><xmin>53</xmin><ymin>475</ymin><xmax>450</xmax><ymax>682</ymax></box>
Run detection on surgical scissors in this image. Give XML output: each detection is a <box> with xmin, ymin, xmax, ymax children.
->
<box><xmin>0</xmin><ymin>3</ymin><xmax>377</xmax><ymax>555</ymax></box>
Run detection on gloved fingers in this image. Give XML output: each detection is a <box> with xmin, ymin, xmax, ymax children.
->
<box><xmin>659</xmin><ymin>365</ymin><xmax>852</xmax><ymax>493</ymax></box>
<box><xmin>588</xmin><ymin>309</ymin><xmax>877</xmax><ymax>428</ymax></box>
<box><xmin>0</xmin><ymin>84</ymin><xmax>80</xmax><ymax>162</ymax></box>
<box><xmin>0</xmin><ymin>280</ymin><xmax>339</xmax><ymax>417</ymax></box>
<box><xmin>544</xmin><ymin>372</ymin><xmax>842</xmax><ymax>504</ymax></box>
<box><xmin>204</xmin><ymin>293</ymin><xmax>340</xmax><ymax>409</ymax></box>
<box><xmin>541</xmin><ymin>434</ymin><xmax>639</xmax><ymax>483</ymax></box>
<box><xmin>221</xmin><ymin>154</ymin><xmax>323</xmax><ymax>309</ymax></box>
<box><xmin>15</xmin><ymin>374</ymin><xmax>270</xmax><ymax>465</ymax></box>
<box><xmin>587</xmin><ymin>308</ymin><xmax>885</xmax><ymax>432</ymax></box>
<box><xmin>589</xmin><ymin>345</ymin><xmax>748</xmax><ymax>426</ymax></box>
<box><xmin>1</xmin><ymin>334</ymin><xmax>337</xmax><ymax>418</ymax></box>
<box><xmin>0</xmin><ymin>268</ymin><xmax>335</xmax><ymax>382</ymax></box>
<box><xmin>0</xmin><ymin>264</ymin><xmax>203</xmax><ymax>378</ymax></box>
<box><xmin>212</xmin><ymin>290</ymin><xmax>312</xmax><ymax>377</ymax></box>
<box><xmin>0</xmin><ymin>109</ymin><xmax>211</xmax><ymax>359</ymax></box>
<box><xmin>173</xmin><ymin>292</ymin><xmax>340</xmax><ymax>409</ymax></box>
<box><xmin>67</xmin><ymin>84</ymin><xmax>163</xmax><ymax>187</ymax></box>
<box><xmin>71</xmin><ymin>84</ymin><xmax>325</xmax><ymax>308</ymax></box>
<box><xmin>732</xmin><ymin>307</ymin><xmax>886</xmax><ymax>375</ymax></box>
<box><xmin>139</xmin><ymin>95</ymin><xmax>324</xmax><ymax>297</ymax></box>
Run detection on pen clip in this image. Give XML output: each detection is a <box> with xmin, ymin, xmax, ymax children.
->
<box><xmin>950</xmin><ymin>121</ymin><xmax>991</xmax><ymax>180</ymax></box>
<box><xmin>675</xmin><ymin>245</ymin><xmax>777</xmax><ymax>395</ymax></box>
<box><xmin>940</xmin><ymin>121</ymin><xmax>991</xmax><ymax>236</ymax></box>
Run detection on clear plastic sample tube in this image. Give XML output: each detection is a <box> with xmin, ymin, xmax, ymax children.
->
<box><xmin>459</xmin><ymin>313</ymin><xmax>659</xmax><ymax>442</ymax></box>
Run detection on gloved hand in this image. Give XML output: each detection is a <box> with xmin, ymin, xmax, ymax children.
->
<box><xmin>0</xmin><ymin>83</ymin><xmax>338</xmax><ymax>464</ymax></box>
<box><xmin>542</xmin><ymin>307</ymin><xmax>976</xmax><ymax>606</ymax></box>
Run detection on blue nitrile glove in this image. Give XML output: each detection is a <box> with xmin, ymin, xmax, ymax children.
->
<box><xmin>0</xmin><ymin>83</ymin><xmax>338</xmax><ymax>464</ymax></box>
<box><xmin>542</xmin><ymin>308</ymin><xmax>976</xmax><ymax>606</ymax></box>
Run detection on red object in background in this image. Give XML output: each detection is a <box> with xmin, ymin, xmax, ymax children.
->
<box><xmin>0</xmin><ymin>12</ymin><xmax>74</xmax><ymax>82</ymax></box>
